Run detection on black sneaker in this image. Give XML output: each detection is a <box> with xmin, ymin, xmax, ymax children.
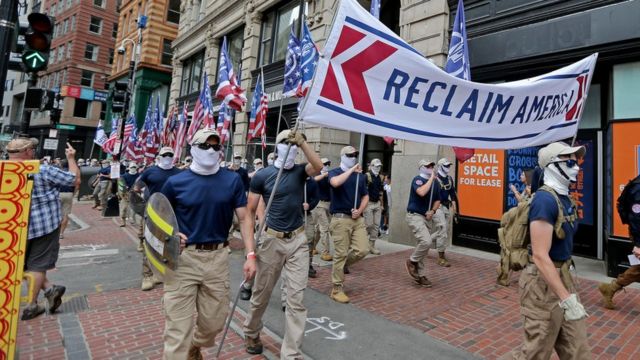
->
<box><xmin>21</xmin><ymin>304</ymin><xmax>45</xmax><ymax>320</ymax></box>
<box><xmin>240</xmin><ymin>285</ymin><xmax>252</xmax><ymax>301</ymax></box>
<box><xmin>308</xmin><ymin>265</ymin><xmax>317</xmax><ymax>278</ymax></box>
<box><xmin>44</xmin><ymin>285</ymin><xmax>66</xmax><ymax>314</ymax></box>
<box><xmin>245</xmin><ymin>336</ymin><xmax>263</xmax><ymax>355</ymax></box>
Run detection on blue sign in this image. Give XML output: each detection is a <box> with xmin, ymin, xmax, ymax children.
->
<box><xmin>80</xmin><ymin>88</ymin><xmax>95</xmax><ymax>101</ymax></box>
<box><xmin>94</xmin><ymin>91</ymin><xmax>108</xmax><ymax>102</ymax></box>
<box><xmin>505</xmin><ymin>146</ymin><xmax>539</xmax><ymax>210</ymax></box>
<box><xmin>569</xmin><ymin>139</ymin><xmax>594</xmax><ymax>225</ymax></box>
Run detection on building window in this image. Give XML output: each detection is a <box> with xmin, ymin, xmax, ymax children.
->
<box><xmin>94</xmin><ymin>0</ymin><xmax>105</xmax><ymax>8</ymax></box>
<box><xmin>167</xmin><ymin>0</ymin><xmax>180</xmax><ymax>24</ymax></box>
<box><xmin>259</xmin><ymin>1</ymin><xmax>303</xmax><ymax>66</ymax></box>
<box><xmin>50</xmin><ymin>3</ymin><xmax>56</xmax><ymax>16</ymax></box>
<box><xmin>112</xmin><ymin>23</ymin><xmax>118</xmax><ymax>39</ymax></box>
<box><xmin>5</xmin><ymin>105</ymin><xmax>10</xmax><ymax>117</ymax></box>
<box><xmin>613</xmin><ymin>61</ymin><xmax>640</xmax><ymax>120</ymax></box>
<box><xmin>62</xmin><ymin>69</ymin><xmax>67</xmax><ymax>84</ymax></box>
<box><xmin>49</xmin><ymin>49</ymin><xmax>55</xmax><ymax>64</ymax></box>
<box><xmin>84</xmin><ymin>43</ymin><xmax>99</xmax><ymax>61</ymax></box>
<box><xmin>80</xmin><ymin>70</ymin><xmax>94</xmax><ymax>87</ymax></box>
<box><xmin>179</xmin><ymin>51</ymin><xmax>204</xmax><ymax>96</ymax></box>
<box><xmin>89</xmin><ymin>16</ymin><xmax>103</xmax><ymax>34</ymax></box>
<box><xmin>108</xmin><ymin>48</ymin><xmax>114</xmax><ymax>64</ymax></box>
<box><xmin>63</xmin><ymin>19</ymin><xmax>68</xmax><ymax>34</ymax></box>
<box><xmin>217</xmin><ymin>28</ymin><xmax>244</xmax><ymax>80</ymax></box>
<box><xmin>71</xmin><ymin>15</ymin><xmax>76</xmax><ymax>30</ymax></box>
<box><xmin>100</xmin><ymin>103</ymin><xmax>106</xmax><ymax>120</ymax></box>
<box><xmin>73</xmin><ymin>99</ymin><xmax>90</xmax><ymax>118</ymax></box>
<box><xmin>4</xmin><ymin>79</ymin><xmax>14</xmax><ymax>91</ymax></box>
<box><xmin>66</xmin><ymin>0</ymin><xmax>72</xmax><ymax>9</ymax></box>
<box><xmin>67</xmin><ymin>41</ymin><xmax>73</xmax><ymax>58</ymax></box>
<box><xmin>58</xmin><ymin>45</ymin><xmax>65</xmax><ymax>61</ymax></box>
<box><xmin>161</xmin><ymin>39</ymin><xmax>172</xmax><ymax>66</ymax></box>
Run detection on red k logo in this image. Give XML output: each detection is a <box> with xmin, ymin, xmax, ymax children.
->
<box><xmin>319</xmin><ymin>26</ymin><xmax>397</xmax><ymax>115</ymax></box>
<box><xmin>566</xmin><ymin>74</ymin><xmax>588</xmax><ymax>121</ymax></box>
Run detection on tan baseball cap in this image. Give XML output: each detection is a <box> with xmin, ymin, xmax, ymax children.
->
<box><xmin>437</xmin><ymin>158</ymin><xmax>452</xmax><ymax>166</ymax></box>
<box><xmin>370</xmin><ymin>158</ymin><xmax>382</xmax><ymax>166</ymax></box>
<box><xmin>340</xmin><ymin>146</ymin><xmax>358</xmax><ymax>156</ymax></box>
<box><xmin>538</xmin><ymin>142</ymin><xmax>586</xmax><ymax>167</ymax></box>
<box><xmin>321</xmin><ymin>157</ymin><xmax>330</xmax><ymax>164</ymax></box>
<box><xmin>276</xmin><ymin>130</ymin><xmax>291</xmax><ymax>144</ymax></box>
<box><xmin>233</xmin><ymin>152</ymin><xmax>242</xmax><ymax>159</ymax></box>
<box><xmin>253</xmin><ymin>158</ymin><xmax>263</xmax><ymax>165</ymax></box>
<box><xmin>6</xmin><ymin>137</ymin><xmax>38</xmax><ymax>153</ymax></box>
<box><xmin>189</xmin><ymin>128</ymin><xmax>220</xmax><ymax>145</ymax></box>
<box><xmin>418</xmin><ymin>159</ymin><xmax>435</xmax><ymax>168</ymax></box>
<box><xmin>159</xmin><ymin>146</ymin><xmax>174</xmax><ymax>155</ymax></box>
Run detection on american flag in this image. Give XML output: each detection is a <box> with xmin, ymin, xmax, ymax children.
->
<box><xmin>446</xmin><ymin>0</ymin><xmax>475</xmax><ymax>163</ymax></box>
<box><xmin>142</xmin><ymin>97</ymin><xmax>161</xmax><ymax>163</ymax></box>
<box><xmin>248</xmin><ymin>73</ymin><xmax>268</xmax><ymax>148</ymax></box>
<box><xmin>188</xmin><ymin>73</ymin><xmax>213</xmax><ymax>142</ymax></box>
<box><xmin>101</xmin><ymin>117</ymin><xmax>119</xmax><ymax>154</ymax></box>
<box><xmin>217</xmin><ymin>103</ymin><xmax>232</xmax><ymax>145</ymax></box>
<box><xmin>173</xmin><ymin>101</ymin><xmax>188</xmax><ymax>163</ymax></box>
<box><xmin>283</xmin><ymin>28</ymin><xmax>302</xmax><ymax>98</ymax></box>
<box><xmin>93</xmin><ymin>120</ymin><xmax>108</xmax><ymax>147</ymax></box>
<box><xmin>215</xmin><ymin>37</ymin><xmax>246</xmax><ymax>111</ymax></box>
<box><xmin>125</xmin><ymin>116</ymin><xmax>143</xmax><ymax>162</ymax></box>
<box><xmin>297</xmin><ymin>22</ymin><xmax>318</xmax><ymax>98</ymax></box>
<box><xmin>162</xmin><ymin>105</ymin><xmax>177</xmax><ymax>147</ymax></box>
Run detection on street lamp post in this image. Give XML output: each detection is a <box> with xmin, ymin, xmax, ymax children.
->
<box><xmin>115</xmin><ymin>27</ymin><xmax>142</xmax><ymax>159</ymax></box>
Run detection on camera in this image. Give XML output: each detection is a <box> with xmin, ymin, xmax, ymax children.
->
<box><xmin>117</xmin><ymin>46</ymin><xmax>126</xmax><ymax>55</ymax></box>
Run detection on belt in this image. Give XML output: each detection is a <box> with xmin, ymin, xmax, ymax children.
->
<box><xmin>529</xmin><ymin>256</ymin><xmax>572</xmax><ymax>268</ymax></box>
<box><xmin>186</xmin><ymin>241</ymin><xmax>229</xmax><ymax>251</ymax></box>
<box><xmin>266</xmin><ymin>226</ymin><xmax>304</xmax><ymax>239</ymax></box>
<box><xmin>319</xmin><ymin>200</ymin><xmax>330</xmax><ymax>203</ymax></box>
<box><xmin>332</xmin><ymin>213</ymin><xmax>353</xmax><ymax>219</ymax></box>
<box><xmin>408</xmin><ymin>211</ymin><xmax>423</xmax><ymax>216</ymax></box>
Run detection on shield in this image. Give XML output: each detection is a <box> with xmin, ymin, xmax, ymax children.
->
<box><xmin>144</xmin><ymin>192</ymin><xmax>180</xmax><ymax>280</ymax></box>
<box><xmin>129</xmin><ymin>180</ymin><xmax>147</xmax><ymax>216</ymax></box>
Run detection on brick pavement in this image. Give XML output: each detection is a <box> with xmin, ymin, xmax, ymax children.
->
<box><xmin>16</xmin><ymin>202</ymin><xmax>640</xmax><ymax>359</ymax></box>
<box><xmin>307</xmin><ymin>250</ymin><xmax>640</xmax><ymax>359</ymax></box>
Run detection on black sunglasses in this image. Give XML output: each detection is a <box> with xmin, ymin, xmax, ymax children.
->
<box><xmin>559</xmin><ymin>159</ymin><xmax>578</xmax><ymax>168</ymax></box>
<box><xmin>323</xmin><ymin>162</ymin><xmax>331</xmax><ymax>166</ymax></box>
<box><xmin>344</xmin><ymin>152</ymin><xmax>359</xmax><ymax>158</ymax></box>
<box><xmin>195</xmin><ymin>143</ymin><xmax>222</xmax><ymax>151</ymax></box>
<box><xmin>160</xmin><ymin>153</ymin><xmax>174</xmax><ymax>157</ymax></box>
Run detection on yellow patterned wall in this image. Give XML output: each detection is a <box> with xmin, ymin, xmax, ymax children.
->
<box><xmin>0</xmin><ymin>160</ymin><xmax>39</xmax><ymax>360</ymax></box>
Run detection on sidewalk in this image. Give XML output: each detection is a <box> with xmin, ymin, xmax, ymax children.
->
<box><xmin>16</xmin><ymin>202</ymin><xmax>640</xmax><ymax>359</ymax></box>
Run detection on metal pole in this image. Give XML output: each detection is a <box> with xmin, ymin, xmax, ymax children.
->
<box><xmin>215</xmin><ymin>279</ymin><xmax>246</xmax><ymax>359</ymax></box>
<box><xmin>19</xmin><ymin>73</ymin><xmax>38</xmax><ymax>134</ymax></box>
<box><xmin>354</xmin><ymin>133</ymin><xmax>365</xmax><ymax>209</ymax></box>
<box><xmin>0</xmin><ymin>0</ymin><xmax>18</xmax><ymax>103</ymax></box>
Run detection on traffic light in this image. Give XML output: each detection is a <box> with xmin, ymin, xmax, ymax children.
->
<box><xmin>111</xmin><ymin>81</ymin><xmax>128</xmax><ymax>113</ymax></box>
<box><xmin>21</xmin><ymin>13</ymin><xmax>54</xmax><ymax>73</ymax></box>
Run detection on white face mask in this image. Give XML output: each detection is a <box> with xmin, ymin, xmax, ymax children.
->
<box><xmin>543</xmin><ymin>159</ymin><xmax>580</xmax><ymax>195</ymax></box>
<box><xmin>419</xmin><ymin>166</ymin><xmax>433</xmax><ymax>179</ymax></box>
<box><xmin>233</xmin><ymin>158</ymin><xmax>241</xmax><ymax>166</ymax></box>
<box><xmin>371</xmin><ymin>166</ymin><xmax>381</xmax><ymax>176</ymax></box>
<box><xmin>340</xmin><ymin>155</ymin><xmax>357</xmax><ymax>171</ymax></box>
<box><xmin>267</xmin><ymin>158</ymin><xmax>274</xmax><ymax>166</ymax></box>
<box><xmin>274</xmin><ymin>143</ymin><xmax>298</xmax><ymax>169</ymax></box>
<box><xmin>190</xmin><ymin>146</ymin><xmax>221</xmax><ymax>175</ymax></box>
<box><xmin>128</xmin><ymin>168</ymin><xmax>137</xmax><ymax>175</ymax></box>
<box><xmin>322</xmin><ymin>165</ymin><xmax>330</xmax><ymax>173</ymax></box>
<box><xmin>254</xmin><ymin>164</ymin><xmax>263</xmax><ymax>171</ymax></box>
<box><xmin>438</xmin><ymin>165</ymin><xmax>451</xmax><ymax>177</ymax></box>
<box><xmin>158</xmin><ymin>156</ymin><xmax>174</xmax><ymax>170</ymax></box>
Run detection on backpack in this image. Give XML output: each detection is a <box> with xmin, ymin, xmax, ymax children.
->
<box><xmin>496</xmin><ymin>185</ymin><xmax>576</xmax><ymax>286</ymax></box>
<box><xmin>617</xmin><ymin>175</ymin><xmax>640</xmax><ymax>225</ymax></box>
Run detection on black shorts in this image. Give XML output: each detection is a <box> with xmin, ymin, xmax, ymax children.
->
<box><xmin>25</xmin><ymin>227</ymin><xmax>61</xmax><ymax>272</ymax></box>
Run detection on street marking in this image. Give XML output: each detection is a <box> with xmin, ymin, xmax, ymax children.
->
<box><xmin>59</xmin><ymin>249</ymin><xmax>119</xmax><ymax>259</ymax></box>
<box><xmin>305</xmin><ymin>316</ymin><xmax>347</xmax><ymax>340</ymax></box>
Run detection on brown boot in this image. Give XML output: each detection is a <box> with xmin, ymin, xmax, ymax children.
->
<box><xmin>405</xmin><ymin>259</ymin><xmax>419</xmax><ymax>280</ymax></box>
<box><xmin>437</xmin><ymin>252</ymin><xmax>451</xmax><ymax>267</ymax></box>
<box><xmin>245</xmin><ymin>335</ymin><xmax>263</xmax><ymax>354</ymax></box>
<box><xmin>416</xmin><ymin>276</ymin><xmax>432</xmax><ymax>288</ymax></box>
<box><xmin>330</xmin><ymin>286</ymin><xmax>350</xmax><ymax>303</ymax></box>
<box><xmin>187</xmin><ymin>345</ymin><xmax>203</xmax><ymax>360</ymax></box>
<box><xmin>598</xmin><ymin>280</ymin><xmax>623</xmax><ymax>309</ymax></box>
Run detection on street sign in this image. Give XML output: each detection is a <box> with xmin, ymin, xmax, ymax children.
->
<box><xmin>49</xmin><ymin>129</ymin><xmax>58</xmax><ymax>138</ymax></box>
<box><xmin>43</xmin><ymin>138</ymin><xmax>59</xmax><ymax>150</ymax></box>
<box><xmin>56</xmin><ymin>124</ymin><xmax>76</xmax><ymax>130</ymax></box>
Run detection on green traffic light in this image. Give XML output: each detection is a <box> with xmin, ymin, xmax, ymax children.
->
<box><xmin>22</xmin><ymin>50</ymin><xmax>48</xmax><ymax>71</ymax></box>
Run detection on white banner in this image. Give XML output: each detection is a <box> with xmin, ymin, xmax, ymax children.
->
<box><xmin>299</xmin><ymin>0</ymin><xmax>598</xmax><ymax>149</ymax></box>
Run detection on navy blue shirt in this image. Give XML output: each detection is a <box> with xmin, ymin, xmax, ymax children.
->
<box><xmin>367</xmin><ymin>172</ymin><xmax>384</xmax><ymax>203</ymax></box>
<box><xmin>328</xmin><ymin>168</ymin><xmax>368</xmax><ymax>215</ymax></box>
<box><xmin>98</xmin><ymin>166</ymin><xmax>111</xmax><ymax>180</ymax></box>
<box><xmin>437</xmin><ymin>174</ymin><xmax>457</xmax><ymax>206</ymax></box>
<box><xmin>230</xmin><ymin>167</ymin><xmax>250</xmax><ymax>191</ymax></box>
<box><xmin>250</xmin><ymin>164</ymin><xmax>308</xmax><ymax>232</ymax></box>
<box><xmin>317</xmin><ymin>175</ymin><xmax>331</xmax><ymax>201</ymax></box>
<box><xmin>305</xmin><ymin>178</ymin><xmax>320</xmax><ymax>213</ymax></box>
<box><xmin>407</xmin><ymin>175</ymin><xmax>441</xmax><ymax>214</ymax></box>
<box><xmin>529</xmin><ymin>190</ymin><xmax>578</xmax><ymax>261</ymax></box>
<box><xmin>161</xmin><ymin>169</ymin><xmax>247</xmax><ymax>244</ymax></box>
<box><xmin>121</xmin><ymin>172</ymin><xmax>139</xmax><ymax>190</ymax></box>
<box><xmin>139</xmin><ymin>166</ymin><xmax>182</xmax><ymax>195</ymax></box>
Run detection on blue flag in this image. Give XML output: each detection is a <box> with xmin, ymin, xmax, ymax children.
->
<box><xmin>283</xmin><ymin>28</ymin><xmax>302</xmax><ymax>98</ymax></box>
<box><xmin>445</xmin><ymin>0</ymin><xmax>471</xmax><ymax>81</ymax></box>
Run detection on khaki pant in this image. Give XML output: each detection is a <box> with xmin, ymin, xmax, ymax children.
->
<box><xmin>364</xmin><ymin>201</ymin><xmax>382</xmax><ymax>243</ymax></box>
<box><xmin>616</xmin><ymin>264</ymin><xmax>640</xmax><ymax>286</ymax></box>
<box><xmin>281</xmin><ymin>214</ymin><xmax>317</xmax><ymax>306</ymax></box>
<box><xmin>243</xmin><ymin>231</ymin><xmax>309</xmax><ymax>359</ymax></box>
<box><xmin>314</xmin><ymin>201</ymin><xmax>332</xmax><ymax>255</ymax></box>
<box><xmin>406</xmin><ymin>213</ymin><xmax>437</xmax><ymax>277</ymax></box>
<box><xmin>163</xmin><ymin>247</ymin><xmax>230</xmax><ymax>359</ymax></box>
<box><xmin>514</xmin><ymin>263</ymin><xmax>591</xmax><ymax>360</ymax></box>
<box><xmin>141</xmin><ymin>219</ymin><xmax>154</xmax><ymax>278</ymax></box>
<box><xmin>432</xmin><ymin>207</ymin><xmax>449</xmax><ymax>252</ymax></box>
<box><xmin>119</xmin><ymin>193</ymin><xmax>130</xmax><ymax>221</ymax></box>
<box><xmin>330</xmin><ymin>216</ymin><xmax>368</xmax><ymax>286</ymax></box>
<box><xmin>93</xmin><ymin>181</ymin><xmax>110</xmax><ymax>207</ymax></box>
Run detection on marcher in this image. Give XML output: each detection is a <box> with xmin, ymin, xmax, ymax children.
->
<box><xmin>229</xmin><ymin>152</ymin><xmax>250</xmax><ymax>192</ymax></box>
<box><xmin>160</xmin><ymin>128</ymin><xmax>256</xmax><ymax>359</ymax></box>
<box><xmin>328</xmin><ymin>146</ymin><xmax>369</xmax><ymax>303</ymax></box>
<box><xmin>433</xmin><ymin>158</ymin><xmax>459</xmax><ymax>267</ymax></box>
<box><xmin>515</xmin><ymin>142</ymin><xmax>591</xmax><ymax>359</ymax></box>
<box><xmin>313</xmin><ymin>157</ymin><xmax>333</xmax><ymax>261</ymax></box>
<box><xmin>364</xmin><ymin>158</ymin><xmax>384</xmax><ymax>255</ymax></box>
<box><xmin>7</xmin><ymin>139</ymin><xmax>79</xmax><ymax>320</ymax></box>
<box><xmin>249</xmin><ymin>158</ymin><xmax>264</xmax><ymax>178</ymax></box>
<box><xmin>118</xmin><ymin>163</ymin><xmax>140</xmax><ymax>227</ymax></box>
<box><xmin>267</xmin><ymin>152</ymin><xmax>276</xmax><ymax>166</ymax></box>
<box><xmin>92</xmin><ymin>160</ymin><xmax>111</xmax><ymax>210</ymax></box>
<box><xmin>404</xmin><ymin>160</ymin><xmax>441</xmax><ymax>287</ymax></box>
<box><xmin>599</xmin><ymin>173</ymin><xmax>640</xmax><ymax>309</ymax></box>
<box><xmin>59</xmin><ymin>159</ymin><xmax>80</xmax><ymax>239</ymax></box>
<box><xmin>243</xmin><ymin>129</ymin><xmax>323</xmax><ymax>359</ymax></box>
<box><xmin>90</xmin><ymin>158</ymin><xmax>99</xmax><ymax>167</ymax></box>
<box><xmin>137</xmin><ymin>146</ymin><xmax>182</xmax><ymax>291</ymax></box>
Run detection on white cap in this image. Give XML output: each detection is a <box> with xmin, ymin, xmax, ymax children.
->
<box><xmin>189</xmin><ymin>128</ymin><xmax>220</xmax><ymax>145</ymax></box>
<box><xmin>437</xmin><ymin>158</ymin><xmax>452</xmax><ymax>166</ymax></box>
<box><xmin>418</xmin><ymin>159</ymin><xmax>435</xmax><ymax>168</ymax></box>
<box><xmin>538</xmin><ymin>142</ymin><xmax>586</xmax><ymax>167</ymax></box>
<box><xmin>159</xmin><ymin>146</ymin><xmax>174</xmax><ymax>155</ymax></box>
<box><xmin>370</xmin><ymin>158</ymin><xmax>382</xmax><ymax>166</ymax></box>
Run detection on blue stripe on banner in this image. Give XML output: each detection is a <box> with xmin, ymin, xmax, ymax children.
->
<box><xmin>345</xmin><ymin>17</ymin><xmax>422</xmax><ymax>56</ymax></box>
<box><xmin>537</xmin><ymin>68</ymin><xmax>591</xmax><ymax>81</ymax></box>
<box><xmin>316</xmin><ymin>99</ymin><xmax>577</xmax><ymax>142</ymax></box>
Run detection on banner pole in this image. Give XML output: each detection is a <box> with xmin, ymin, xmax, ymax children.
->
<box><xmin>354</xmin><ymin>132</ymin><xmax>365</xmax><ymax>209</ymax></box>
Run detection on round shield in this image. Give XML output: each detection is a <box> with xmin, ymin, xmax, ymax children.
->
<box><xmin>88</xmin><ymin>174</ymin><xmax>98</xmax><ymax>189</ymax></box>
<box><xmin>129</xmin><ymin>180</ymin><xmax>147</xmax><ymax>216</ymax></box>
<box><xmin>144</xmin><ymin>192</ymin><xmax>180</xmax><ymax>280</ymax></box>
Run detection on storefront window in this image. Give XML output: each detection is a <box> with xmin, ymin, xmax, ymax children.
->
<box><xmin>179</xmin><ymin>51</ymin><xmax>204</xmax><ymax>96</ymax></box>
<box><xmin>259</xmin><ymin>0</ymin><xmax>304</xmax><ymax>66</ymax></box>
<box><xmin>613</xmin><ymin>61</ymin><xmax>640</xmax><ymax>119</ymax></box>
<box><xmin>579</xmin><ymin>84</ymin><xmax>601</xmax><ymax>129</ymax></box>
